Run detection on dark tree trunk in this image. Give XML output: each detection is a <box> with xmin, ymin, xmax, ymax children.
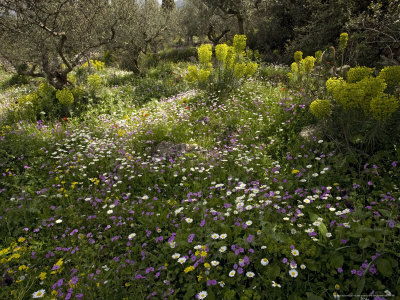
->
<box><xmin>237</xmin><ymin>14</ymin><xmax>245</xmax><ymax>35</ymax></box>
<box><xmin>207</xmin><ymin>25</ymin><xmax>230</xmax><ymax>46</ymax></box>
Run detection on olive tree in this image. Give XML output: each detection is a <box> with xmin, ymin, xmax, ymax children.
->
<box><xmin>112</xmin><ymin>0</ymin><xmax>179</xmax><ymax>72</ymax></box>
<box><xmin>0</xmin><ymin>0</ymin><xmax>122</xmax><ymax>89</ymax></box>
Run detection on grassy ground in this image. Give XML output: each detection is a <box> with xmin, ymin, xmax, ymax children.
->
<box><xmin>0</xmin><ymin>63</ymin><xmax>399</xmax><ymax>299</ymax></box>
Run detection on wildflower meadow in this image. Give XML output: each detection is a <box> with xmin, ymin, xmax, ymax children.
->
<box><xmin>1</xmin><ymin>33</ymin><xmax>400</xmax><ymax>300</ymax></box>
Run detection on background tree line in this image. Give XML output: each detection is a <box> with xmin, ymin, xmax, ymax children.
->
<box><xmin>0</xmin><ymin>0</ymin><xmax>398</xmax><ymax>89</ymax></box>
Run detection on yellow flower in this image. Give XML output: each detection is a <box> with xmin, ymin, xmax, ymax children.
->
<box><xmin>198</xmin><ymin>69</ymin><xmax>211</xmax><ymax>82</ymax></box>
<box><xmin>215</xmin><ymin>44</ymin><xmax>229</xmax><ymax>63</ymax></box>
<box><xmin>291</xmin><ymin>62</ymin><xmax>298</xmax><ymax>73</ymax></box>
<box><xmin>370</xmin><ymin>94</ymin><xmax>399</xmax><ymax>122</ymax></box>
<box><xmin>378</xmin><ymin>65</ymin><xmax>400</xmax><ymax>90</ymax></box>
<box><xmin>198</xmin><ymin>44</ymin><xmax>212</xmax><ymax>65</ymax></box>
<box><xmin>315</xmin><ymin>50</ymin><xmax>323</xmax><ymax>64</ymax></box>
<box><xmin>87</xmin><ymin>74</ymin><xmax>102</xmax><ymax>90</ymax></box>
<box><xmin>18</xmin><ymin>265</ymin><xmax>28</xmax><ymax>271</ymax></box>
<box><xmin>292</xmin><ymin>169</ymin><xmax>300</xmax><ymax>174</ymax></box>
<box><xmin>56</xmin><ymin>89</ymin><xmax>74</xmax><ymax>106</ymax></box>
<box><xmin>310</xmin><ymin>99</ymin><xmax>331</xmax><ymax>118</ymax></box>
<box><xmin>204</xmin><ymin>263</ymin><xmax>211</xmax><ymax>268</ymax></box>
<box><xmin>294</xmin><ymin>51</ymin><xmax>303</xmax><ymax>63</ymax></box>
<box><xmin>39</xmin><ymin>272</ymin><xmax>47</xmax><ymax>280</ymax></box>
<box><xmin>339</xmin><ymin>32</ymin><xmax>348</xmax><ymax>51</ymax></box>
<box><xmin>347</xmin><ymin>66</ymin><xmax>374</xmax><ymax>83</ymax></box>
<box><xmin>245</xmin><ymin>62</ymin><xmax>258</xmax><ymax>76</ymax></box>
<box><xmin>234</xmin><ymin>63</ymin><xmax>247</xmax><ymax>79</ymax></box>
<box><xmin>184</xmin><ymin>266</ymin><xmax>195</xmax><ymax>273</ymax></box>
<box><xmin>186</xmin><ymin>66</ymin><xmax>198</xmax><ymax>82</ymax></box>
<box><xmin>200</xmin><ymin>251</ymin><xmax>207</xmax><ymax>257</ymax></box>
<box><xmin>337</xmin><ymin>83</ymin><xmax>365</xmax><ymax>110</ymax></box>
<box><xmin>300</xmin><ymin>56</ymin><xmax>316</xmax><ymax>74</ymax></box>
<box><xmin>55</xmin><ymin>258</ymin><xmax>64</xmax><ymax>267</ymax></box>
<box><xmin>0</xmin><ymin>247</ymin><xmax>10</xmax><ymax>256</ymax></box>
<box><xmin>233</xmin><ymin>35</ymin><xmax>247</xmax><ymax>53</ymax></box>
<box><xmin>225</xmin><ymin>47</ymin><xmax>236</xmax><ymax>69</ymax></box>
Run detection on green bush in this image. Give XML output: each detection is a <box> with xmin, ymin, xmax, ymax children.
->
<box><xmin>185</xmin><ymin>35</ymin><xmax>258</xmax><ymax>96</ymax></box>
<box><xmin>2</xmin><ymin>74</ymin><xmax>30</xmax><ymax>87</ymax></box>
<box><xmin>56</xmin><ymin>88</ymin><xmax>74</xmax><ymax>106</ymax></box>
<box><xmin>378</xmin><ymin>66</ymin><xmax>400</xmax><ymax>91</ymax></box>
<box><xmin>346</xmin><ymin>66</ymin><xmax>374</xmax><ymax>83</ymax></box>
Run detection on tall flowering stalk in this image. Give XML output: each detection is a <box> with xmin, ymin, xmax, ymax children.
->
<box><xmin>185</xmin><ymin>35</ymin><xmax>258</xmax><ymax>96</ymax></box>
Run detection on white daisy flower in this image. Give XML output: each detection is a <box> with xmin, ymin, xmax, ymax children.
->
<box><xmin>211</xmin><ymin>260</ymin><xmax>220</xmax><ymax>267</ymax></box>
<box><xmin>312</xmin><ymin>221</ymin><xmax>321</xmax><ymax>226</ymax></box>
<box><xmin>246</xmin><ymin>272</ymin><xmax>255</xmax><ymax>278</ymax></box>
<box><xmin>261</xmin><ymin>258</ymin><xmax>269</xmax><ymax>266</ymax></box>
<box><xmin>326</xmin><ymin>232</ymin><xmax>332</xmax><ymax>237</ymax></box>
<box><xmin>197</xmin><ymin>291</ymin><xmax>208</xmax><ymax>299</ymax></box>
<box><xmin>229</xmin><ymin>270</ymin><xmax>236</xmax><ymax>277</ymax></box>
<box><xmin>220</xmin><ymin>233</ymin><xmax>227</xmax><ymax>239</ymax></box>
<box><xmin>55</xmin><ymin>219</ymin><xmax>62</xmax><ymax>224</ymax></box>
<box><xmin>185</xmin><ymin>218</ymin><xmax>193</xmax><ymax>223</ymax></box>
<box><xmin>107</xmin><ymin>210</ymin><xmax>113</xmax><ymax>214</ymax></box>
<box><xmin>32</xmin><ymin>289</ymin><xmax>46</xmax><ymax>298</ymax></box>
<box><xmin>291</xmin><ymin>249</ymin><xmax>299</xmax><ymax>256</ymax></box>
<box><xmin>245</xmin><ymin>220</ymin><xmax>253</xmax><ymax>226</ymax></box>
<box><xmin>289</xmin><ymin>269</ymin><xmax>298</xmax><ymax>278</ymax></box>
<box><xmin>211</xmin><ymin>233</ymin><xmax>220</xmax><ymax>239</ymax></box>
<box><xmin>172</xmin><ymin>253</ymin><xmax>180</xmax><ymax>259</ymax></box>
<box><xmin>128</xmin><ymin>233</ymin><xmax>136</xmax><ymax>240</ymax></box>
<box><xmin>272</xmin><ymin>281</ymin><xmax>281</xmax><ymax>288</ymax></box>
<box><xmin>219</xmin><ymin>246</ymin><xmax>227</xmax><ymax>253</ymax></box>
<box><xmin>178</xmin><ymin>257</ymin><xmax>187</xmax><ymax>264</ymax></box>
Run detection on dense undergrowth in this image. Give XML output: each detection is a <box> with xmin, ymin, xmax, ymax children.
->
<box><xmin>0</xmin><ymin>53</ymin><xmax>399</xmax><ymax>300</ymax></box>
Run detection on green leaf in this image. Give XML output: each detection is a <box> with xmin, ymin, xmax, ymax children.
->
<box><xmin>269</xmin><ymin>264</ymin><xmax>280</xmax><ymax>278</ymax></box>
<box><xmin>330</xmin><ymin>255</ymin><xmax>344</xmax><ymax>268</ymax></box>
<box><xmin>377</xmin><ymin>258</ymin><xmax>393</xmax><ymax>277</ymax></box>
<box><xmin>355</xmin><ymin>276</ymin><xmax>366</xmax><ymax>296</ymax></box>
<box><xmin>304</xmin><ymin>259</ymin><xmax>320</xmax><ymax>271</ymax></box>
<box><xmin>306</xmin><ymin>292</ymin><xmax>324</xmax><ymax>300</ymax></box>
<box><xmin>358</xmin><ymin>236</ymin><xmax>374</xmax><ymax>249</ymax></box>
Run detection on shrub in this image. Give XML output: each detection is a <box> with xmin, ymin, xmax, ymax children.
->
<box><xmin>56</xmin><ymin>88</ymin><xmax>74</xmax><ymax>106</ymax></box>
<box><xmin>310</xmin><ymin>99</ymin><xmax>331</xmax><ymax>118</ymax></box>
<box><xmin>347</xmin><ymin>66</ymin><xmax>374</xmax><ymax>83</ymax></box>
<box><xmin>370</xmin><ymin>94</ymin><xmax>399</xmax><ymax>122</ymax></box>
<box><xmin>185</xmin><ymin>35</ymin><xmax>258</xmax><ymax>96</ymax></box>
<box><xmin>326</xmin><ymin>73</ymin><xmax>396</xmax><ymax>118</ymax></box>
<box><xmin>288</xmin><ymin>52</ymin><xmax>320</xmax><ymax>93</ymax></box>
<box><xmin>312</xmin><ymin>62</ymin><xmax>400</xmax><ymax>153</ymax></box>
<box><xmin>87</xmin><ymin>74</ymin><xmax>102</xmax><ymax>91</ymax></box>
<box><xmin>3</xmin><ymin>74</ymin><xmax>30</xmax><ymax>87</ymax></box>
<box><xmin>378</xmin><ymin>66</ymin><xmax>400</xmax><ymax>91</ymax></box>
